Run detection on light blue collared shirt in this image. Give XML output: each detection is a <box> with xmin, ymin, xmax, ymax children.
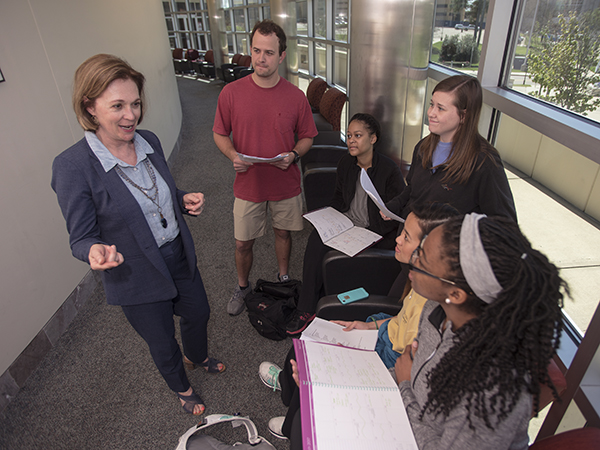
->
<box><xmin>86</xmin><ymin>131</ymin><xmax>180</xmax><ymax>247</ymax></box>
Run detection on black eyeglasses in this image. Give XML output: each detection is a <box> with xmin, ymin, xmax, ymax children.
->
<box><xmin>408</xmin><ymin>238</ymin><xmax>459</xmax><ymax>287</ymax></box>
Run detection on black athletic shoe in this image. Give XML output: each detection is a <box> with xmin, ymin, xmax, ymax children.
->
<box><xmin>286</xmin><ymin>310</ymin><xmax>316</xmax><ymax>335</ymax></box>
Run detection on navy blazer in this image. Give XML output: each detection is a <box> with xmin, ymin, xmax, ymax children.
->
<box><xmin>51</xmin><ymin>130</ymin><xmax>198</xmax><ymax>306</ymax></box>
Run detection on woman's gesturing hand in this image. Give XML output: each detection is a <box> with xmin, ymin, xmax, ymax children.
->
<box><xmin>88</xmin><ymin>244</ymin><xmax>124</xmax><ymax>271</ymax></box>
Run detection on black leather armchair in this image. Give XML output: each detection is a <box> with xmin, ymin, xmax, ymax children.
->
<box><xmin>315</xmin><ymin>249</ymin><xmax>404</xmax><ymax>321</ymax></box>
<box><xmin>301</xmin><ymin>145</ymin><xmax>346</xmax><ymax>212</ymax></box>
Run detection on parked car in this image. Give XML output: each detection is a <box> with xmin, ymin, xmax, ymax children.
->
<box><xmin>455</xmin><ymin>23</ymin><xmax>476</xmax><ymax>30</ymax></box>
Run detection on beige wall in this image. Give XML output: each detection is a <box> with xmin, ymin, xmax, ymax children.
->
<box><xmin>0</xmin><ymin>0</ymin><xmax>182</xmax><ymax>375</ymax></box>
<box><xmin>496</xmin><ymin>114</ymin><xmax>600</xmax><ymax>220</ymax></box>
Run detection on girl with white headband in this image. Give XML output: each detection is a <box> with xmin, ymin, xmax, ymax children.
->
<box><xmin>395</xmin><ymin>213</ymin><xmax>565</xmax><ymax>449</ymax></box>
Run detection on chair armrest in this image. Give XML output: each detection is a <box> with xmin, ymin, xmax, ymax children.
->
<box><xmin>323</xmin><ymin>249</ymin><xmax>401</xmax><ymax>296</ymax></box>
<box><xmin>316</xmin><ymin>294</ymin><xmax>402</xmax><ymax>321</ymax></box>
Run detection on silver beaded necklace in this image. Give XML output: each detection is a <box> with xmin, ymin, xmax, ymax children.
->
<box><xmin>114</xmin><ymin>159</ymin><xmax>168</xmax><ymax>228</ymax></box>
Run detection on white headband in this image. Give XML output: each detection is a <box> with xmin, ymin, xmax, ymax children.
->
<box><xmin>459</xmin><ymin>213</ymin><xmax>502</xmax><ymax>303</ymax></box>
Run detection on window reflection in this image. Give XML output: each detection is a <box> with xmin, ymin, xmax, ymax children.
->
<box><xmin>298</xmin><ymin>39</ymin><xmax>309</xmax><ymax>72</ymax></box>
<box><xmin>334</xmin><ymin>0</ymin><xmax>348</xmax><ymax>43</ymax></box>
<box><xmin>315</xmin><ymin>42</ymin><xmax>327</xmax><ymax>78</ymax></box>
<box><xmin>297</xmin><ymin>1</ymin><xmax>308</xmax><ymax>37</ymax></box>
<box><xmin>314</xmin><ymin>0</ymin><xmax>327</xmax><ymax>39</ymax></box>
<box><xmin>333</xmin><ymin>46</ymin><xmax>347</xmax><ymax>89</ymax></box>
<box><xmin>233</xmin><ymin>9</ymin><xmax>246</xmax><ymax>32</ymax></box>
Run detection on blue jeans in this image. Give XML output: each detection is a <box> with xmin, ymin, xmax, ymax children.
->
<box><xmin>367</xmin><ymin>313</ymin><xmax>402</xmax><ymax>369</ymax></box>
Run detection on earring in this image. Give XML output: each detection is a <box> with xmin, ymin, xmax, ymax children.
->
<box><xmin>445</xmin><ymin>298</ymin><xmax>451</xmax><ymax>304</ymax></box>
<box><xmin>91</xmin><ymin>115</ymin><xmax>98</xmax><ymax>124</ymax></box>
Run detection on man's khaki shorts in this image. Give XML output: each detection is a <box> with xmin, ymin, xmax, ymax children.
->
<box><xmin>233</xmin><ymin>194</ymin><xmax>304</xmax><ymax>241</ymax></box>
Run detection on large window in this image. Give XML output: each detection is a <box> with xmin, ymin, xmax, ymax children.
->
<box><xmin>432</xmin><ymin>0</ymin><xmax>600</xmax><ymax>123</ymax></box>
<box><xmin>164</xmin><ymin>0</ymin><xmax>211</xmax><ymax>51</ymax></box>
<box><xmin>508</xmin><ymin>0</ymin><xmax>600</xmax><ymax>121</ymax></box>
<box><xmin>295</xmin><ymin>0</ymin><xmax>349</xmax><ymax>92</ymax></box>
<box><xmin>222</xmin><ymin>0</ymin><xmax>270</xmax><ymax>56</ymax></box>
<box><xmin>429</xmin><ymin>0</ymin><xmax>600</xmax><ymax>341</ymax></box>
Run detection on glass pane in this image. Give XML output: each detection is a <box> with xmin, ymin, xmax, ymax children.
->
<box><xmin>195</xmin><ymin>15</ymin><xmax>204</xmax><ymax>31</ymax></box>
<box><xmin>313</xmin><ymin>0</ymin><xmax>327</xmax><ymax>39</ymax></box>
<box><xmin>248</xmin><ymin>0</ymin><xmax>260</xmax><ymax>4</ymax></box>
<box><xmin>298</xmin><ymin>39</ymin><xmax>309</xmax><ymax>72</ymax></box>
<box><xmin>166</xmin><ymin>17</ymin><xmax>174</xmax><ymax>32</ymax></box>
<box><xmin>236</xmin><ymin>34</ymin><xmax>249</xmax><ymax>54</ymax></box>
<box><xmin>163</xmin><ymin>2</ymin><xmax>171</xmax><ymax>13</ymax></box>
<box><xmin>315</xmin><ymin>42</ymin><xmax>327</xmax><ymax>78</ymax></box>
<box><xmin>262</xmin><ymin>6</ymin><xmax>270</xmax><ymax>20</ymax></box>
<box><xmin>190</xmin><ymin>14</ymin><xmax>197</xmax><ymax>31</ymax></box>
<box><xmin>508</xmin><ymin>0</ymin><xmax>600</xmax><ymax>121</ymax></box>
<box><xmin>176</xmin><ymin>2</ymin><xmax>186</xmax><ymax>12</ymax></box>
<box><xmin>431</xmin><ymin>0</ymin><xmax>484</xmax><ymax>70</ymax></box>
<box><xmin>200</xmin><ymin>34</ymin><xmax>207</xmax><ymax>50</ymax></box>
<box><xmin>234</xmin><ymin>9</ymin><xmax>246</xmax><ymax>32</ymax></box>
<box><xmin>333</xmin><ymin>46</ymin><xmax>347</xmax><ymax>89</ymax></box>
<box><xmin>233</xmin><ymin>0</ymin><xmax>244</xmax><ymax>6</ymax></box>
<box><xmin>227</xmin><ymin>34</ymin><xmax>234</xmax><ymax>53</ymax></box>
<box><xmin>169</xmin><ymin>37</ymin><xmax>177</xmax><ymax>48</ymax></box>
<box><xmin>297</xmin><ymin>1</ymin><xmax>308</xmax><ymax>36</ymax></box>
<box><xmin>225</xmin><ymin>10</ymin><xmax>232</xmax><ymax>31</ymax></box>
<box><xmin>248</xmin><ymin>7</ymin><xmax>259</xmax><ymax>31</ymax></box>
<box><xmin>178</xmin><ymin>17</ymin><xmax>188</xmax><ymax>31</ymax></box>
<box><xmin>333</xmin><ymin>0</ymin><xmax>348</xmax><ymax>43</ymax></box>
<box><xmin>178</xmin><ymin>32</ymin><xmax>190</xmax><ymax>48</ymax></box>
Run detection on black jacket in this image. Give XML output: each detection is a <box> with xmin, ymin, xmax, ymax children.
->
<box><xmin>330</xmin><ymin>151</ymin><xmax>406</xmax><ymax>246</ymax></box>
<box><xmin>386</xmin><ymin>138</ymin><xmax>517</xmax><ymax>222</ymax></box>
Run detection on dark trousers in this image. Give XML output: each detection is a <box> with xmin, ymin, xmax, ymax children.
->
<box><xmin>121</xmin><ymin>235</ymin><xmax>210</xmax><ymax>393</ymax></box>
<box><xmin>279</xmin><ymin>345</ymin><xmax>303</xmax><ymax>449</ymax></box>
<box><xmin>296</xmin><ymin>230</ymin><xmax>330</xmax><ymax>313</ymax></box>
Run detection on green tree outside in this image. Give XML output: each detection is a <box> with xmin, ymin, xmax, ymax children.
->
<box><xmin>527</xmin><ymin>12</ymin><xmax>600</xmax><ymax>115</ymax></box>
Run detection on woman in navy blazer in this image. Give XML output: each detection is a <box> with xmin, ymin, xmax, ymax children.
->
<box><xmin>52</xmin><ymin>54</ymin><xmax>222</xmax><ymax>416</ymax></box>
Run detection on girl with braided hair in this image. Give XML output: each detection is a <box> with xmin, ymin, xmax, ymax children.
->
<box><xmin>395</xmin><ymin>213</ymin><xmax>565</xmax><ymax>450</ymax></box>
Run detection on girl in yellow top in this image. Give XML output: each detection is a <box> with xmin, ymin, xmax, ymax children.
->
<box><xmin>334</xmin><ymin>202</ymin><xmax>458</xmax><ymax>367</ymax></box>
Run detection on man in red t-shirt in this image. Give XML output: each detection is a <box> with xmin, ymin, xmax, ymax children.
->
<box><xmin>213</xmin><ymin>20</ymin><xmax>318</xmax><ymax>316</ymax></box>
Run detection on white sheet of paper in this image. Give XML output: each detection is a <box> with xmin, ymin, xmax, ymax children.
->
<box><xmin>303</xmin><ymin>207</ymin><xmax>354</xmax><ymax>242</ymax></box>
<box><xmin>324</xmin><ymin>226</ymin><xmax>382</xmax><ymax>257</ymax></box>
<box><xmin>360</xmin><ymin>168</ymin><xmax>405</xmax><ymax>223</ymax></box>
<box><xmin>301</xmin><ymin>317</ymin><xmax>378</xmax><ymax>350</ymax></box>
<box><xmin>237</xmin><ymin>153</ymin><xmax>287</xmax><ymax>163</ymax></box>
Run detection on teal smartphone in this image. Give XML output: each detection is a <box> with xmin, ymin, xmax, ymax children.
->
<box><xmin>337</xmin><ymin>287</ymin><xmax>369</xmax><ymax>304</ymax></box>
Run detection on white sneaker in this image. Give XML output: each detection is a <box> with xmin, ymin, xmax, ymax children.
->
<box><xmin>268</xmin><ymin>416</ymin><xmax>287</xmax><ymax>440</ymax></box>
<box><xmin>259</xmin><ymin>361</ymin><xmax>282</xmax><ymax>391</ymax></box>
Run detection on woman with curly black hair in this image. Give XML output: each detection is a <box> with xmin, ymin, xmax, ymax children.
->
<box><xmin>395</xmin><ymin>213</ymin><xmax>565</xmax><ymax>449</ymax></box>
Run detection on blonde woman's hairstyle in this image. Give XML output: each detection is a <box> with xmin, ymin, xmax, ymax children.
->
<box><xmin>72</xmin><ymin>54</ymin><xmax>146</xmax><ymax>131</ymax></box>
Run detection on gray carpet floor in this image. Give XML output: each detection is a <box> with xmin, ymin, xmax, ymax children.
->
<box><xmin>0</xmin><ymin>76</ymin><xmax>312</xmax><ymax>449</ymax></box>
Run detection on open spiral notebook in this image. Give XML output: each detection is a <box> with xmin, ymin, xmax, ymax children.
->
<box><xmin>293</xmin><ymin>339</ymin><xmax>418</xmax><ymax>450</ymax></box>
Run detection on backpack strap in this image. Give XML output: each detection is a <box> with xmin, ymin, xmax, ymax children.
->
<box><xmin>175</xmin><ymin>414</ymin><xmax>264</xmax><ymax>450</ymax></box>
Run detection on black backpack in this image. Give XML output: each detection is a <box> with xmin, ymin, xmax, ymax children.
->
<box><xmin>245</xmin><ymin>278</ymin><xmax>301</xmax><ymax>340</ymax></box>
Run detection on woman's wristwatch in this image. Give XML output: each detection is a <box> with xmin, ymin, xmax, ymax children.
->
<box><xmin>291</xmin><ymin>150</ymin><xmax>300</xmax><ymax>164</ymax></box>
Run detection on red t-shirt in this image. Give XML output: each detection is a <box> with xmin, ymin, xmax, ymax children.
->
<box><xmin>213</xmin><ymin>76</ymin><xmax>318</xmax><ymax>202</ymax></box>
